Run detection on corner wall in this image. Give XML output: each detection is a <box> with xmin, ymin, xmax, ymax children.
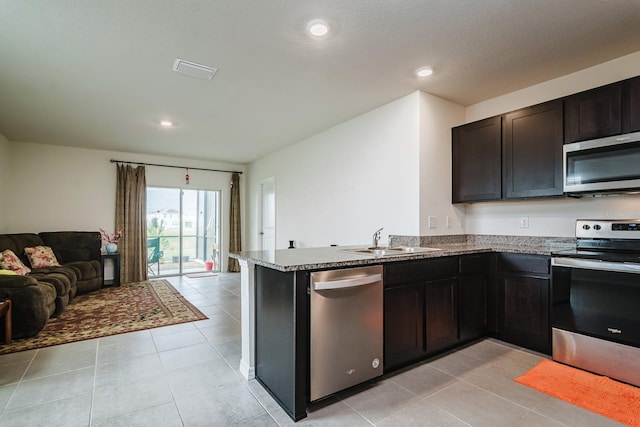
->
<box><xmin>247</xmin><ymin>92</ymin><xmax>422</xmax><ymax>250</ymax></box>
<box><xmin>5</xmin><ymin>141</ymin><xmax>246</xmax><ymax>270</ymax></box>
<box><xmin>0</xmin><ymin>132</ymin><xmax>10</xmax><ymax>232</ymax></box>
<box><xmin>463</xmin><ymin>50</ymin><xmax>640</xmax><ymax>237</ymax></box>
<box><xmin>418</xmin><ymin>92</ymin><xmax>466</xmax><ymax>235</ymax></box>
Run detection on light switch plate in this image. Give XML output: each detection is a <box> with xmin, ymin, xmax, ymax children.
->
<box><xmin>520</xmin><ymin>216</ymin><xmax>529</xmax><ymax>228</ymax></box>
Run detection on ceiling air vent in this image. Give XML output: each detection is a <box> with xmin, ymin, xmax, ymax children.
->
<box><xmin>172</xmin><ymin>59</ymin><xmax>217</xmax><ymax>80</ymax></box>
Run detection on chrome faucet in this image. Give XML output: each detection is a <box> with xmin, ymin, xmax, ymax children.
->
<box><xmin>372</xmin><ymin>228</ymin><xmax>383</xmax><ymax>249</ymax></box>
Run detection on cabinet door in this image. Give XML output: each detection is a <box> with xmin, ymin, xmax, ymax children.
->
<box><xmin>384</xmin><ymin>283</ymin><xmax>425</xmax><ymax>369</ymax></box>
<box><xmin>565</xmin><ymin>82</ymin><xmax>622</xmax><ymax>143</ymax></box>
<box><xmin>624</xmin><ymin>76</ymin><xmax>640</xmax><ymax>133</ymax></box>
<box><xmin>503</xmin><ymin>100</ymin><xmax>564</xmax><ymax>199</ymax></box>
<box><xmin>459</xmin><ymin>273</ymin><xmax>487</xmax><ymax>341</ymax></box>
<box><xmin>497</xmin><ymin>272</ymin><xmax>550</xmax><ymax>354</ymax></box>
<box><xmin>425</xmin><ymin>278</ymin><xmax>458</xmax><ymax>353</ymax></box>
<box><xmin>452</xmin><ymin>116</ymin><xmax>502</xmax><ymax>202</ymax></box>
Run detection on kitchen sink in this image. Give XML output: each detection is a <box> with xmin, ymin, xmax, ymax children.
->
<box><xmin>343</xmin><ymin>246</ymin><xmax>442</xmax><ymax>256</ymax></box>
<box><xmin>387</xmin><ymin>246</ymin><xmax>442</xmax><ymax>253</ymax></box>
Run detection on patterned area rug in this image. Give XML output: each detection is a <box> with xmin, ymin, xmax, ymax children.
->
<box><xmin>0</xmin><ymin>279</ymin><xmax>207</xmax><ymax>355</ymax></box>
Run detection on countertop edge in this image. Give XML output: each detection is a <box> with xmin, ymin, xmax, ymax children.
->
<box><xmin>230</xmin><ymin>242</ymin><xmax>566</xmax><ymax>272</ymax></box>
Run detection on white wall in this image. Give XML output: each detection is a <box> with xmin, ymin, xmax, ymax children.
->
<box><xmin>464</xmin><ymin>50</ymin><xmax>640</xmax><ymax>237</ymax></box>
<box><xmin>247</xmin><ymin>92</ymin><xmax>423</xmax><ymax>250</ymax></box>
<box><xmin>5</xmin><ymin>141</ymin><xmax>246</xmax><ymax>270</ymax></box>
<box><xmin>0</xmin><ymin>132</ymin><xmax>10</xmax><ymax>233</ymax></box>
<box><xmin>418</xmin><ymin>92</ymin><xmax>466</xmax><ymax>235</ymax></box>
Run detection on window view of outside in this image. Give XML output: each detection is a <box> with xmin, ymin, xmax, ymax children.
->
<box><xmin>147</xmin><ymin>187</ymin><xmax>221</xmax><ymax>276</ymax></box>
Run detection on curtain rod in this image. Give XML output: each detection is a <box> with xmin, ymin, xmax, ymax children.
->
<box><xmin>109</xmin><ymin>159</ymin><xmax>242</xmax><ymax>175</ymax></box>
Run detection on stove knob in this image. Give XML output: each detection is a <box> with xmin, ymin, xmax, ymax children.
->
<box><xmin>593</xmin><ymin>224</ymin><xmax>601</xmax><ymax>230</ymax></box>
<box><xmin>582</xmin><ymin>224</ymin><xmax>591</xmax><ymax>230</ymax></box>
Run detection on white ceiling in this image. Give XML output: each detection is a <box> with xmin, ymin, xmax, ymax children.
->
<box><xmin>1</xmin><ymin>1</ymin><xmax>640</xmax><ymax>164</ymax></box>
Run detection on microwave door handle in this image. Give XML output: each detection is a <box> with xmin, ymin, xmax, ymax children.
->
<box><xmin>314</xmin><ymin>273</ymin><xmax>382</xmax><ymax>291</ymax></box>
<box><xmin>552</xmin><ymin>257</ymin><xmax>640</xmax><ymax>274</ymax></box>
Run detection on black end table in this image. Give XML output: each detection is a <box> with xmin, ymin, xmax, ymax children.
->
<box><xmin>0</xmin><ymin>299</ymin><xmax>11</xmax><ymax>344</ymax></box>
<box><xmin>101</xmin><ymin>253</ymin><xmax>121</xmax><ymax>287</ymax></box>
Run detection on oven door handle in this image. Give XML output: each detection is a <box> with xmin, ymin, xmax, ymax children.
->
<box><xmin>552</xmin><ymin>257</ymin><xmax>640</xmax><ymax>274</ymax></box>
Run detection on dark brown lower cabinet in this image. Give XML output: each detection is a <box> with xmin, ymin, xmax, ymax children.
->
<box><xmin>458</xmin><ymin>273</ymin><xmax>487</xmax><ymax>341</ymax></box>
<box><xmin>384</xmin><ymin>253</ymin><xmax>551</xmax><ymax>373</ymax></box>
<box><xmin>496</xmin><ymin>254</ymin><xmax>551</xmax><ymax>354</ymax></box>
<box><xmin>425</xmin><ymin>278</ymin><xmax>458</xmax><ymax>352</ymax></box>
<box><xmin>384</xmin><ymin>283</ymin><xmax>425</xmax><ymax>369</ymax></box>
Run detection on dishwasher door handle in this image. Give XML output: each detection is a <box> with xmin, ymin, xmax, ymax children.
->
<box><xmin>314</xmin><ymin>273</ymin><xmax>382</xmax><ymax>291</ymax></box>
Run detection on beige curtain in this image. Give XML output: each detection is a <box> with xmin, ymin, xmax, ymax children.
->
<box><xmin>228</xmin><ymin>172</ymin><xmax>241</xmax><ymax>272</ymax></box>
<box><xmin>115</xmin><ymin>164</ymin><xmax>147</xmax><ymax>283</ymax></box>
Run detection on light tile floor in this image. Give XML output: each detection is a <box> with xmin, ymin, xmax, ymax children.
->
<box><xmin>0</xmin><ymin>274</ymin><xmax>625</xmax><ymax>426</ymax></box>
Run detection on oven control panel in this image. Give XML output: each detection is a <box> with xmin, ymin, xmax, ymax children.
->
<box><xmin>612</xmin><ymin>223</ymin><xmax>640</xmax><ymax>231</ymax></box>
<box><xmin>576</xmin><ymin>219</ymin><xmax>640</xmax><ymax>239</ymax></box>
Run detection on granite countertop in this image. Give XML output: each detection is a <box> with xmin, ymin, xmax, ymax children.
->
<box><xmin>230</xmin><ymin>235</ymin><xmax>576</xmax><ymax>272</ymax></box>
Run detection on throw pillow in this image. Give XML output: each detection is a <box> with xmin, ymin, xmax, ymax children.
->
<box><xmin>0</xmin><ymin>249</ymin><xmax>31</xmax><ymax>275</ymax></box>
<box><xmin>24</xmin><ymin>246</ymin><xmax>61</xmax><ymax>268</ymax></box>
<box><xmin>0</xmin><ymin>269</ymin><xmax>17</xmax><ymax>275</ymax></box>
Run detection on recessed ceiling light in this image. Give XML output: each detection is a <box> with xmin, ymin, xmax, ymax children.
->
<box><xmin>307</xmin><ymin>19</ymin><xmax>330</xmax><ymax>38</ymax></box>
<box><xmin>159</xmin><ymin>120</ymin><xmax>173</xmax><ymax>127</ymax></box>
<box><xmin>415</xmin><ymin>66</ymin><xmax>434</xmax><ymax>77</ymax></box>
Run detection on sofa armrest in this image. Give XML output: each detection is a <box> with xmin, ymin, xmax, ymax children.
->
<box><xmin>0</xmin><ymin>275</ymin><xmax>39</xmax><ymax>289</ymax></box>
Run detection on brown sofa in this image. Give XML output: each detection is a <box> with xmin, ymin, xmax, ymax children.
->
<box><xmin>0</xmin><ymin>231</ymin><xmax>102</xmax><ymax>339</ymax></box>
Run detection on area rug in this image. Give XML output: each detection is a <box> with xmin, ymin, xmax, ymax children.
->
<box><xmin>0</xmin><ymin>279</ymin><xmax>207</xmax><ymax>355</ymax></box>
<box><xmin>515</xmin><ymin>359</ymin><xmax>640</xmax><ymax>426</ymax></box>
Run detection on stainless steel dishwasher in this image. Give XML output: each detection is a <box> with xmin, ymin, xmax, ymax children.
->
<box><xmin>309</xmin><ymin>265</ymin><xmax>383</xmax><ymax>401</ymax></box>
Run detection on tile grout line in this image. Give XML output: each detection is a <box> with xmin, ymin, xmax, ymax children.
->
<box><xmin>0</xmin><ymin>348</ymin><xmax>39</xmax><ymax>418</ymax></box>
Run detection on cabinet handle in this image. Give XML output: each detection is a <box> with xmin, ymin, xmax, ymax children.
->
<box><xmin>314</xmin><ymin>274</ymin><xmax>382</xmax><ymax>291</ymax></box>
<box><xmin>552</xmin><ymin>257</ymin><xmax>640</xmax><ymax>274</ymax></box>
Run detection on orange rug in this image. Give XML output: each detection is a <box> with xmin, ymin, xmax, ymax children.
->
<box><xmin>515</xmin><ymin>359</ymin><xmax>640</xmax><ymax>426</ymax></box>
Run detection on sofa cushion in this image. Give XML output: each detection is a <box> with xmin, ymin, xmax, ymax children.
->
<box><xmin>25</xmin><ymin>246</ymin><xmax>61</xmax><ymax>268</ymax></box>
<box><xmin>0</xmin><ymin>249</ymin><xmax>31</xmax><ymax>275</ymax></box>
<box><xmin>65</xmin><ymin>260</ymin><xmax>101</xmax><ymax>280</ymax></box>
<box><xmin>30</xmin><ymin>271</ymin><xmax>73</xmax><ymax>315</ymax></box>
<box><xmin>31</xmin><ymin>265</ymin><xmax>78</xmax><ymax>298</ymax></box>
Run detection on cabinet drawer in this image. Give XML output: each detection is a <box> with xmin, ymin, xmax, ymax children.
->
<box><xmin>498</xmin><ymin>253</ymin><xmax>550</xmax><ymax>275</ymax></box>
<box><xmin>384</xmin><ymin>257</ymin><xmax>458</xmax><ymax>287</ymax></box>
<box><xmin>459</xmin><ymin>254</ymin><xmax>491</xmax><ymax>274</ymax></box>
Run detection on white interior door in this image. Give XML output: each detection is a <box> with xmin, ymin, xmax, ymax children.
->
<box><xmin>260</xmin><ymin>178</ymin><xmax>276</xmax><ymax>251</ymax></box>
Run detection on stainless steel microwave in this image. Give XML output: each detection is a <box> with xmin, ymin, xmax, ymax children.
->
<box><xmin>563</xmin><ymin>131</ymin><xmax>640</xmax><ymax>194</ymax></box>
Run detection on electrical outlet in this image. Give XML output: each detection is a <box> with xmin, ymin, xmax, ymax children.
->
<box><xmin>428</xmin><ymin>216</ymin><xmax>437</xmax><ymax>228</ymax></box>
<box><xmin>446</xmin><ymin>216</ymin><xmax>452</xmax><ymax>228</ymax></box>
<box><xmin>520</xmin><ymin>216</ymin><xmax>529</xmax><ymax>228</ymax></box>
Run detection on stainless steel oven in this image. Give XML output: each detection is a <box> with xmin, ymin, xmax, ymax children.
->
<box><xmin>563</xmin><ymin>131</ymin><xmax>640</xmax><ymax>194</ymax></box>
<box><xmin>552</xmin><ymin>219</ymin><xmax>640</xmax><ymax>386</ymax></box>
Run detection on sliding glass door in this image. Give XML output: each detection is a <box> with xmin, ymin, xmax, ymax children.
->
<box><xmin>147</xmin><ymin>187</ymin><xmax>221</xmax><ymax>276</ymax></box>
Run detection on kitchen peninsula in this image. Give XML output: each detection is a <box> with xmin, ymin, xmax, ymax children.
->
<box><xmin>231</xmin><ymin>235</ymin><xmax>574</xmax><ymax>421</ymax></box>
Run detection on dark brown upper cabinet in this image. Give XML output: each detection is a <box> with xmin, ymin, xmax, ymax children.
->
<box><xmin>503</xmin><ymin>100</ymin><xmax>564</xmax><ymax>199</ymax></box>
<box><xmin>452</xmin><ymin>116</ymin><xmax>502</xmax><ymax>203</ymax></box>
<box><xmin>565</xmin><ymin>81</ymin><xmax>622</xmax><ymax>143</ymax></box>
<box><xmin>624</xmin><ymin>76</ymin><xmax>640</xmax><ymax>133</ymax></box>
